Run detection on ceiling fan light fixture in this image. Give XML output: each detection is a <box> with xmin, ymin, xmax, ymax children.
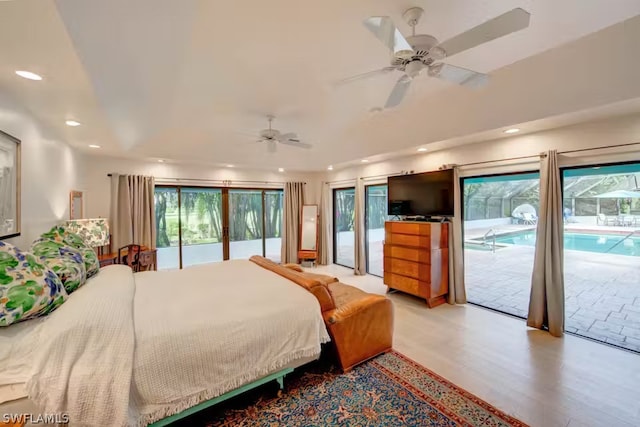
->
<box><xmin>278</xmin><ymin>168</ymin><xmax>284</xmax><ymax>172</ymax></box>
<box><xmin>88</xmin><ymin>144</ymin><xmax>101</xmax><ymax>149</ymax></box>
<box><xmin>15</xmin><ymin>70</ymin><xmax>43</xmax><ymax>81</ymax></box>
<box><xmin>65</xmin><ymin>120</ymin><xmax>81</xmax><ymax>127</ymax></box>
<box><xmin>327</xmin><ymin>165</ymin><xmax>333</xmax><ymax>170</ymax></box>
<box><xmin>417</xmin><ymin>148</ymin><xmax>427</xmax><ymax>152</ymax></box>
<box><xmin>504</xmin><ymin>128</ymin><xmax>520</xmax><ymax>134</ymax></box>
<box><xmin>226</xmin><ymin>164</ymin><xmax>234</xmax><ymax>168</ymax></box>
<box><xmin>361</xmin><ymin>159</ymin><xmax>369</xmax><ymax>163</ymax></box>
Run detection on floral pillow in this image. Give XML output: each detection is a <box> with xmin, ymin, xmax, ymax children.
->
<box><xmin>40</xmin><ymin>226</ymin><xmax>100</xmax><ymax>278</ymax></box>
<box><xmin>0</xmin><ymin>241</ymin><xmax>67</xmax><ymax>327</ymax></box>
<box><xmin>31</xmin><ymin>238</ymin><xmax>87</xmax><ymax>293</ymax></box>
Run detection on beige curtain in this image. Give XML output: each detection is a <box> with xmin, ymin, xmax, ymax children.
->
<box><xmin>353</xmin><ymin>178</ymin><xmax>366</xmax><ymax>275</ymax></box>
<box><xmin>448</xmin><ymin>167</ymin><xmax>467</xmax><ymax>304</ymax></box>
<box><xmin>527</xmin><ymin>150</ymin><xmax>564</xmax><ymax>337</ymax></box>
<box><xmin>110</xmin><ymin>174</ymin><xmax>156</xmax><ymax>251</ymax></box>
<box><xmin>281</xmin><ymin>182</ymin><xmax>305</xmax><ymax>264</ymax></box>
<box><xmin>318</xmin><ymin>182</ymin><xmax>333</xmax><ymax>265</ymax></box>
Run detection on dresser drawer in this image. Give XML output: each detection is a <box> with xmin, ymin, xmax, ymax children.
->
<box><xmin>384</xmin><ymin>273</ymin><xmax>422</xmax><ymax>297</ymax></box>
<box><xmin>384</xmin><ymin>258</ymin><xmax>431</xmax><ymax>282</ymax></box>
<box><xmin>387</xmin><ymin>221</ymin><xmax>432</xmax><ymax>236</ymax></box>
<box><xmin>385</xmin><ymin>232</ymin><xmax>433</xmax><ymax>249</ymax></box>
<box><xmin>384</xmin><ymin>245</ymin><xmax>432</xmax><ymax>264</ymax></box>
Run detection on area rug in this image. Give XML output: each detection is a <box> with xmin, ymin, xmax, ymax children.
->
<box><xmin>180</xmin><ymin>350</ymin><xmax>527</xmax><ymax>427</ymax></box>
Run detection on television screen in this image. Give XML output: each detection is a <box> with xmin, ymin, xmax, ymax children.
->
<box><xmin>387</xmin><ymin>169</ymin><xmax>454</xmax><ymax>217</ymax></box>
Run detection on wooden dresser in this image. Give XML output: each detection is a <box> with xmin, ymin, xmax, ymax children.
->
<box><xmin>383</xmin><ymin>221</ymin><xmax>449</xmax><ymax>307</ymax></box>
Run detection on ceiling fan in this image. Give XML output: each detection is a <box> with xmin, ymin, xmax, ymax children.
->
<box><xmin>340</xmin><ymin>7</ymin><xmax>531</xmax><ymax>108</ymax></box>
<box><xmin>250</xmin><ymin>116</ymin><xmax>311</xmax><ymax>153</ymax></box>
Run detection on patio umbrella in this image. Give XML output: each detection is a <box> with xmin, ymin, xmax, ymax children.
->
<box><xmin>512</xmin><ymin>203</ymin><xmax>537</xmax><ymax>217</ymax></box>
<box><xmin>593</xmin><ymin>190</ymin><xmax>640</xmax><ymax>198</ymax></box>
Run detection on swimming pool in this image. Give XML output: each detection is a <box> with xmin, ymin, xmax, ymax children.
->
<box><xmin>489</xmin><ymin>231</ymin><xmax>640</xmax><ymax>257</ymax></box>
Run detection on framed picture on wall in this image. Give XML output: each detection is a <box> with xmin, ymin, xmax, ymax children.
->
<box><xmin>0</xmin><ymin>130</ymin><xmax>20</xmax><ymax>240</ymax></box>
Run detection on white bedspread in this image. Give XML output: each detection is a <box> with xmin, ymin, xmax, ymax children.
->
<box><xmin>19</xmin><ymin>260</ymin><xmax>329</xmax><ymax>426</ymax></box>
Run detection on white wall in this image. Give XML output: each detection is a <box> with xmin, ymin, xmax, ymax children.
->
<box><xmin>83</xmin><ymin>155</ymin><xmax>323</xmax><ymax>219</ymax></box>
<box><xmin>326</xmin><ymin>113</ymin><xmax>640</xmax><ymax>182</ymax></box>
<box><xmin>0</xmin><ymin>91</ymin><xmax>84</xmax><ymax>248</ymax></box>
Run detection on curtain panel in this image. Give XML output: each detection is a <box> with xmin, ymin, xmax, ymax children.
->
<box><xmin>527</xmin><ymin>150</ymin><xmax>565</xmax><ymax>337</ymax></box>
<box><xmin>281</xmin><ymin>182</ymin><xmax>305</xmax><ymax>264</ymax></box>
<box><xmin>110</xmin><ymin>174</ymin><xmax>156</xmax><ymax>251</ymax></box>
<box><xmin>318</xmin><ymin>182</ymin><xmax>333</xmax><ymax>265</ymax></box>
<box><xmin>448</xmin><ymin>167</ymin><xmax>467</xmax><ymax>304</ymax></box>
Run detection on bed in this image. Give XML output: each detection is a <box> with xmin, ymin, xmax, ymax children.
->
<box><xmin>0</xmin><ymin>260</ymin><xmax>330</xmax><ymax>426</ymax></box>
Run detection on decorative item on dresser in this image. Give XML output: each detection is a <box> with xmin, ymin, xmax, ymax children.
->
<box><xmin>383</xmin><ymin>221</ymin><xmax>449</xmax><ymax>307</ymax></box>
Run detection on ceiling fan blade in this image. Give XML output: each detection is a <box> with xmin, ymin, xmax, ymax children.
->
<box><xmin>384</xmin><ymin>75</ymin><xmax>412</xmax><ymax>109</ymax></box>
<box><xmin>363</xmin><ymin>16</ymin><xmax>414</xmax><ymax>57</ymax></box>
<box><xmin>267</xmin><ymin>140</ymin><xmax>277</xmax><ymax>153</ymax></box>
<box><xmin>279</xmin><ymin>139</ymin><xmax>312</xmax><ymax>149</ymax></box>
<box><xmin>428</xmin><ymin>63</ymin><xmax>489</xmax><ymax>89</ymax></box>
<box><xmin>436</xmin><ymin>8</ymin><xmax>530</xmax><ymax>58</ymax></box>
<box><xmin>278</xmin><ymin>132</ymin><xmax>298</xmax><ymax>141</ymax></box>
<box><xmin>334</xmin><ymin>67</ymin><xmax>396</xmax><ymax>86</ymax></box>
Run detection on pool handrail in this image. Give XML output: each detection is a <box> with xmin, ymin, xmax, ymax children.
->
<box><xmin>605</xmin><ymin>229</ymin><xmax>639</xmax><ymax>254</ymax></box>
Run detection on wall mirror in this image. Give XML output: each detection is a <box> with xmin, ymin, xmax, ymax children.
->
<box><xmin>70</xmin><ymin>191</ymin><xmax>84</xmax><ymax>220</ymax></box>
<box><xmin>300</xmin><ymin>204</ymin><xmax>318</xmax><ymax>251</ymax></box>
<box><xmin>0</xmin><ymin>130</ymin><xmax>21</xmax><ymax>240</ymax></box>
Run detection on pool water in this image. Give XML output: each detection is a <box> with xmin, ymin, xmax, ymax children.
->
<box><xmin>492</xmin><ymin>231</ymin><xmax>640</xmax><ymax>257</ymax></box>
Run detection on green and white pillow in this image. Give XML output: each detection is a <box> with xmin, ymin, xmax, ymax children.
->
<box><xmin>31</xmin><ymin>238</ymin><xmax>87</xmax><ymax>293</ymax></box>
<box><xmin>40</xmin><ymin>226</ymin><xmax>100</xmax><ymax>278</ymax></box>
<box><xmin>0</xmin><ymin>241</ymin><xmax>68</xmax><ymax>327</ymax></box>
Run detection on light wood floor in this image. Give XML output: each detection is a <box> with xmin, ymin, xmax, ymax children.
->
<box><xmin>313</xmin><ymin>264</ymin><xmax>640</xmax><ymax>427</ymax></box>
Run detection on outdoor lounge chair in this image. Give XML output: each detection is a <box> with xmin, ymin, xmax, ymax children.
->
<box><xmin>597</xmin><ymin>214</ymin><xmax>615</xmax><ymax>226</ymax></box>
<box><xmin>522</xmin><ymin>212</ymin><xmax>537</xmax><ymax>225</ymax></box>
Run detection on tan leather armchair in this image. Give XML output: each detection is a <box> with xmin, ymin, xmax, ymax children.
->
<box><xmin>251</xmin><ymin>256</ymin><xmax>394</xmax><ymax>372</ymax></box>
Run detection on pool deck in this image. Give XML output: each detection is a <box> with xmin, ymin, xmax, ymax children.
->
<box><xmin>465</xmin><ymin>224</ymin><xmax>640</xmax><ymax>353</ymax></box>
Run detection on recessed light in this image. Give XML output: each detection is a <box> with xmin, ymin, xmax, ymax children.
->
<box><xmin>327</xmin><ymin>165</ymin><xmax>333</xmax><ymax>171</ymax></box>
<box><xmin>417</xmin><ymin>148</ymin><xmax>428</xmax><ymax>152</ymax></box>
<box><xmin>504</xmin><ymin>128</ymin><xmax>520</xmax><ymax>134</ymax></box>
<box><xmin>65</xmin><ymin>120</ymin><xmax>81</xmax><ymax>127</ymax></box>
<box><xmin>226</xmin><ymin>164</ymin><xmax>234</xmax><ymax>168</ymax></box>
<box><xmin>88</xmin><ymin>144</ymin><xmax>101</xmax><ymax>149</ymax></box>
<box><xmin>361</xmin><ymin>159</ymin><xmax>369</xmax><ymax>163</ymax></box>
<box><xmin>278</xmin><ymin>168</ymin><xmax>284</xmax><ymax>172</ymax></box>
<box><xmin>15</xmin><ymin>70</ymin><xmax>42</xmax><ymax>81</ymax></box>
<box><xmin>157</xmin><ymin>159</ymin><xmax>165</xmax><ymax>163</ymax></box>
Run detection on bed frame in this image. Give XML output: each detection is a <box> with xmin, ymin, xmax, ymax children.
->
<box><xmin>148</xmin><ymin>368</ymin><xmax>293</xmax><ymax>426</ymax></box>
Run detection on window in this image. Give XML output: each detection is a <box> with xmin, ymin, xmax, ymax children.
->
<box><xmin>462</xmin><ymin>172</ymin><xmax>540</xmax><ymax>318</ymax></box>
<box><xmin>333</xmin><ymin>188</ymin><xmax>355</xmax><ymax>268</ymax></box>
<box><xmin>153</xmin><ymin>187</ymin><xmax>283</xmax><ymax>269</ymax></box>
<box><xmin>562</xmin><ymin>162</ymin><xmax>640</xmax><ymax>353</ymax></box>
<box><xmin>365</xmin><ymin>184</ymin><xmax>389</xmax><ymax>277</ymax></box>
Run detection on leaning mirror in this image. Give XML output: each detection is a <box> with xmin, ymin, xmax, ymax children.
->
<box><xmin>300</xmin><ymin>205</ymin><xmax>318</xmax><ymax>251</ymax></box>
<box><xmin>0</xmin><ymin>131</ymin><xmax>21</xmax><ymax>240</ymax></box>
<box><xmin>70</xmin><ymin>191</ymin><xmax>84</xmax><ymax>220</ymax></box>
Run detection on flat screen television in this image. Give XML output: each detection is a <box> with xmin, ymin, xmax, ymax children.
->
<box><xmin>387</xmin><ymin>169</ymin><xmax>454</xmax><ymax>217</ymax></box>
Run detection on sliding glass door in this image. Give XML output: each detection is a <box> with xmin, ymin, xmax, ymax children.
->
<box><xmin>562</xmin><ymin>162</ymin><xmax>640</xmax><ymax>352</ymax></box>
<box><xmin>180</xmin><ymin>188</ymin><xmax>223</xmax><ymax>268</ymax></box>
<box><xmin>365</xmin><ymin>184</ymin><xmax>388</xmax><ymax>276</ymax></box>
<box><xmin>229</xmin><ymin>189</ymin><xmax>264</xmax><ymax>260</ymax></box>
<box><xmin>462</xmin><ymin>172</ymin><xmax>540</xmax><ymax>318</ymax></box>
<box><xmin>264</xmin><ymin>190</ymin><xmax>284</xmax><ymax>262</ymax></box>
<box><xmin>334</xmin><ymin>187</ymin><xmax>355</xmax><ymax>268</ymax></box>
<box><xmin>155</xmin><ymin>187</ymin><xmax>180</xmax><ymax>269</ymax></box>
<box><xmin>154</xmin><ymin>187</ymin><xmax>283</xmax><ymax>269</ymax></box>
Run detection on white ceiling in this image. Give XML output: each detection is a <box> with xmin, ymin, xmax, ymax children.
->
<box><xmin>1</xmin><ymin>0</ymin><xmax>639</xmax><ymax>171</ymax></box>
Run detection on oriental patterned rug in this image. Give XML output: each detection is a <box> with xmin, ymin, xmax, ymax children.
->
<box><xmin>178</xmin><ymin>351</ymin><xmax>528</xmax><ymax>427</ymax></box>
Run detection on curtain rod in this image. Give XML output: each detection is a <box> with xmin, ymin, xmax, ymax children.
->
<box><xmin>106</xmin><ymin>174</ymin><xmax>304</xmax><ymax>185</ymax></box>
<box><xmin>328</xmin><ymin>141</ymin><xmax>640</xmax><ymax>184</ymax></box>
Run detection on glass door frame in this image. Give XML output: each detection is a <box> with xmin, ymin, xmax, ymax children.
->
<box><xmin>333</xmin><ymin>186</ymin><xmax>356</xmax><ymax>269</ymax></box>
<box><xmin>364</xmin><ymin>183</ymin><xmax>388</xmax><ymax>277</ymax></box>
<box><xmin>155</xmin><ymin>185</ymin><xmax>282</xmax><ymax>269</ymax></box>
<box><xmin>459</xmin><ymin>169</ymin><xmax>540</xmax><ymax>319</ymax></box>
